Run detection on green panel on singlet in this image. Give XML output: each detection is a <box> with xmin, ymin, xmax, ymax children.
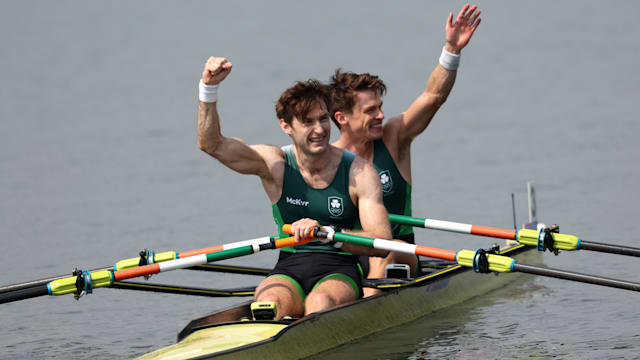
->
<box><xmin>372</xmin><ymin>139</ymin><xmax>413</xmax><ymax>238</ymax></box>
<box><xmin>272</xmin><ymin>145</ymin><xmax>358</xmax><ymax>254</ymax></box>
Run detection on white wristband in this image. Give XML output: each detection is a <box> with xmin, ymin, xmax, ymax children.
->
<box><xmin>199</xmin><ymin>79</ymin><xmax>219</xmax><ymax>103</ymax></box>
<box><xmin>439</xmin><ymin>47</ymin><xmax>461</xmax><ymax>71</ymax></box>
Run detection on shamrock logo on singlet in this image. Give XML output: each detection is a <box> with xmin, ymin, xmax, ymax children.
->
<box><xmin>379</xmin><ymin>170</ymin><xmax>393</xmax><ymax>194</ymax></box>
<box><xmin>328</xmin><ymin>196</ymin><xmax>344</xmax><ymax>217</ymax></box>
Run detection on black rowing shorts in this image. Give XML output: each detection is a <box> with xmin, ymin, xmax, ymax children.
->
<box><xmin>268</xmin><ymin>251</ymin><xmax>363</xmax><ymax>299</ymax></box>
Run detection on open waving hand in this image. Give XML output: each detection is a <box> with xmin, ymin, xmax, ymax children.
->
<box><xmin>445</xmin><ymin>4</ymin><xmax>481</xmax><ymax>54</ymax></box>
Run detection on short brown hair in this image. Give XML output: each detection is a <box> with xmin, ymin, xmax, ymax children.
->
<box><xmin>276</xmin><ymin>79</ymin><xmax>330</xmax><ymax>124</ymax></box>
<box><xmin>328</xmin><ymin>69</ymin><xmax>387</xmax><ymax>129</ymax></box>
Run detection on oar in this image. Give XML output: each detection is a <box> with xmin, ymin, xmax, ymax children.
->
<box><xmin>282</xmin><ymin>225</ymin><xmax>640</xmax><ymax>292</ymax></box>
<box><xmin>0</xmin><ymin>236</ymin><xmax>278</xmax><ymax>295</ymax></box>
<box><xmin>0</xmin><ymin>236</ymin><xmax>307</xmax><ymax>304</ymax></box>
<box><xmin>389</xmin><ymin>214</ymin><xmax>640</xmax><ymax>257</ymax></box>
<box><xmin>110</xmin><ymin>281</ymin><xmax>256</xmax><ymax>297</ymax></box>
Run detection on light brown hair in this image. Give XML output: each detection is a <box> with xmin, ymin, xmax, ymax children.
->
<box><xmin>328</xmin><ymin>69</ymin><xmax>387</xmax><ymax>129</ymax></box>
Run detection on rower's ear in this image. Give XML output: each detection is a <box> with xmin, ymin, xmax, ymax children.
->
<box><xmin>334</xmin><ymin>111</ymin><xmax>348</xmax><ymax>129</ymax></box>
<box><xmin>280</xmin><ymin>118</ymin><xmax>292</xmax><ymax>136</ymax></box>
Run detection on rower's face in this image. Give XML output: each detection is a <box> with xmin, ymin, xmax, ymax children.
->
<box><xmin>282</xmin><ymin>101</ymin><xmax>331</xmax><ymax>155</ymax></box>
<box><xmin>348</xmin><ymin>90</ymin><xmax>385</xmax><ymax>140</ymax></box>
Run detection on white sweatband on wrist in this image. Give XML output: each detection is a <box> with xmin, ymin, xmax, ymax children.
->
<box><xmin>439</xmin><ymin>47</ymin><xmax>461</xmax><ymax>70</ymax></box>
<box><xmin>199</xmin><ymin>79</ymin><xmax>219</xmax><ymax>103</ymax></box>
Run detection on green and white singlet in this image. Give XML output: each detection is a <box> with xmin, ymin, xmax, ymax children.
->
<box><xmin>372</xmin><ymin>139</ymin><xmax>414</xmax><ymax>241</ymax></box>
<box><xmin>272</xmin><ymin>145</ymin><xmax>359</xmax><ymax>254</ymax></box>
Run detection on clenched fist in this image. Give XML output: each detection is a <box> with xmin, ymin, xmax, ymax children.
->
<box><xmin>202</xmin><ymin>57</ymin><xmax>233</xmax><ymax>85</ymax></box>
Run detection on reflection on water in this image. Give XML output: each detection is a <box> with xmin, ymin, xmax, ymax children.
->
<box><xmin>310</xmin><ymin>276</ymin><xmax>545</xmax><ymax>360</ymax></box>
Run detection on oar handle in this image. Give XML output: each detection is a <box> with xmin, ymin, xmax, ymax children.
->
<box><xmin>281</xmin><ymin>224</ymin><xmax>320</xmax><ymax>240</ymax></box>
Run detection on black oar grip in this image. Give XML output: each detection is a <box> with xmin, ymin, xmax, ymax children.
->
<box><xmin>313</xmin><ymin>226</ymin><xmax>329</xmax><ymax>239</ymax></box>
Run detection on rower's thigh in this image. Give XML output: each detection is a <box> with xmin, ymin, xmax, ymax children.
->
<box><xmin>255</xmin><ymin>276</ymin><xmax>304</xmax><ymax>316</ymax></box>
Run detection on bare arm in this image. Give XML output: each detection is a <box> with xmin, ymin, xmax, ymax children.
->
<box><xmin>390</xmin><ymin>4</ymin><xmax>481</xmax><ymax>147</ymax></box>
<box><xmin>343</xmin><ymin>157</ymin><xmax>392</xmax><ymax>257</ymax></box>
<box><xmin>197</xmin><ymin>57</ymin><xmax>278</xmax><ymax>181</ymax></box>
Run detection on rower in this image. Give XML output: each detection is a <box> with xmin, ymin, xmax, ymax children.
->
<box><xmin>197</xmin><ymin>56</ymin><xmax>392</xmax><ymax>320</ymax></box>
<box><xmin>328</xmin><ymin>4</ymin><xmax>481</xmax><ymax>296</ymax></box>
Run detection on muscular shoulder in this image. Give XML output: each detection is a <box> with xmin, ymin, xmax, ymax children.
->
<box><xmin>250</xmin><ymin>144</ymin><xmax>285</xmax><ymax>179</ymax></box>
<box><xmin>349</xmin><ymin>155</ymin><xmax>382</xmax><ymax>193</ymax></box>
<box><xmin>382</xmin><ymin>113</ymin><xmax>405</xmax><ymax>154</ymax></box>
<box><xmin>251</xmin><ymin>144</ymin><xmax>284</xmax><ymax>161</ymax></box>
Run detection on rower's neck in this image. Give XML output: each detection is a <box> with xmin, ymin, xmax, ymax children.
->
<box><xmin>334</xmin><ymin>135</ymin><xmax>374</xmax><ymax>161</ymax></box>
<box><xmin>292</xmin><ymin>145</ymin><xmax>334</xmax><ymax>175</ymax></box>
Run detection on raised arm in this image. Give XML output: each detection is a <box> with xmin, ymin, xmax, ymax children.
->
<box><xmin>390</xmin><ymin>4</ymin><xmax>481</xmax><ymax>146</ymax></box>
<box><xmin>197</xmin><ymin>57</ymin><xmax>276</xmax><ymax>180</ymax></box>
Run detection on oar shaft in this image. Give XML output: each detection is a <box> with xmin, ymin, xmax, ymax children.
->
<box><xmin>389</xmin><ymin>214</ymin><xmax>516</xmax><ymax>239</ymax></box>
<box><xmin>282</xmin><ymin>225</ymin><xmax>457</xmax><ymax>261</ymax></box>
<box><xmin>113</xmin><ymin>236</ymin><xmax>301</xmax><ymax>286</ymax></box>
<box><xmin>178</xmin><ymin>236</ymin><xmax>273</xmax><ymax>258</ymax></box>
<box><xmin>110</xmin><ymin>281</ymin><xmax>256</xmax><ymax>297</ymax></box>
<box><xmin>512</xmin><ymin>263</ymin><xmax>640</xmax><ymax>292</ymax></box>
<box><xmin>115</xmin><ymin>236</ymin><xmax>275</xmax><ymax>270</ymax></box>
<box><xmin>115</xmin><ymin>244</ymin><xmax>270</xmax><ymax>282</ymax></box>
<box><xmin>0</xmin><ymin>266</ymin><xmax>111</xmax><ymax>294</ymax></box>
<box><xmin>391</xmin><ymin>214</ymin><xmax>640</xmax><ymax>258</ymax></box>
<box><xmin>283</xmin><ymin>224</ymin><xmax>640</xmax><ymax>292</ymax></box>
<box><xmin>0</xmin><ymin>285</ymin><xmax>49</xmax><ymax>304</ymax></box>
<box><xmin>2</xmin><ymin>236</ymin><xmax>280</xmax><ymax>297</ymax></box>
<box><xmin>3</xmin><ymin>236</ymin><xmax>300</xmax><ymax>303</ymax></box>
<box><xmin>372</xmin><ymin>237</ymin><xmax>457</xmax><ymax>261</ymax></box>
<box><xmin>579</xmin><ymin>241</ymin><xmax>640</xmax><ymax>257</ymax></box>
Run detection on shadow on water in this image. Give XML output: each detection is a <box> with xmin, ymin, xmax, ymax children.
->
<box><xmin>308</xmin><ymin>275</ymin><xmax>550</xmax><ymax>360</ymax></box>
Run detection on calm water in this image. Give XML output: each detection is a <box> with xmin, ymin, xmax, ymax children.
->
<box><xmin>1</xmin><ymin>1</ymin><xmax>639</xmax><ymax>359</ymax></box>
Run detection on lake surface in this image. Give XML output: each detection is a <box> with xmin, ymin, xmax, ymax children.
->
<box><xmin>1</xmin><ymin>1</ymin><xmax>639</xmax><ymax>358</ymax></box>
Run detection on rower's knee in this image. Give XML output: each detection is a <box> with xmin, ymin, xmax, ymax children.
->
<box><xmin>305</xmin><ymin>292</ymin><xmax>334</xmax><ymax>314</ymax></box>
<box><xmin>305</xmin><ymin>279</ymin><xmax>356</xmax><ymax>314</ymax></box>
<box><xmin>254</xmin><ymin>277</ymin><xmax>304</xmax><ymax>318</ymax></box>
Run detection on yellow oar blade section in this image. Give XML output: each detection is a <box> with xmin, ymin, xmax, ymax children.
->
<box><xmin>517</xmin><ymin>229</ymin><xmax>580</xmax><ymax>251</ymax></box>
<box><xmin>48</xmin><ymin>270</ymin><xmax>113</xmax><ymax>296</ymax></box>
<box><xmin>456</xmin><ymin>250</ymin><xmax>515</xmax><ymax>273</ymax></box>
<box><xmin>113</xmin><ymin>251</ymin><xmax>178</xmax><ymax>271</ymax></box>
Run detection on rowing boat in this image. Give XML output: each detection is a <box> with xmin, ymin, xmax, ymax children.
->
<box><xmin>4</xmin><ymin>183</ymin><xmax>638</xmax><ymax>358</ymax></box>
<box><xmin>138</xmin><ymin>241</ymin><xmax>542</xmax><ymax>359</ymax></box>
